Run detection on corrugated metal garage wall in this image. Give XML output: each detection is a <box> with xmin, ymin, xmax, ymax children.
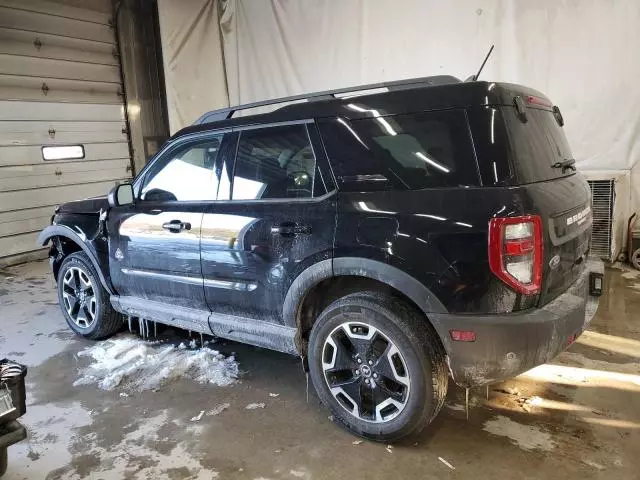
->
<box><xmin>0</xmin><ymin>0</ymin><xmax>132</xmax><ymax>265</ymax></box>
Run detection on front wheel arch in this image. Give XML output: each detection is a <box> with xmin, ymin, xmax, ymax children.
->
<box><xmin>38</xmin><ymin>226</ymin><xmax>114</xmax><ymax>295</ymax></box>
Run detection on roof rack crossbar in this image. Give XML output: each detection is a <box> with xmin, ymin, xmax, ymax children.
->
<box><xmin>194</xmin><ymin>75</ymin><xmax>460</xmax><ymax>125</ymax></box>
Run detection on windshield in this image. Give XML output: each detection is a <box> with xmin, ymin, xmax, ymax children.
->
<box><xmin>501</xmin><ymin>106</ymin><xmax>575</xmax><ymax>183</ymax></box>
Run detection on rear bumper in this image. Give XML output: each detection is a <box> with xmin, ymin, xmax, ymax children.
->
<box><xmin>430</xmin><ymin>260</ymin><xmax>603</xmax><ymax>387</ymax></box>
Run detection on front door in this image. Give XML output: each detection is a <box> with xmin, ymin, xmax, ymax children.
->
<box><xmin>108</xmin><ymin>132</ymin><xmax>229</xmax><ymax>310</ymax></box>
<box><xmin>201</xmin><ymin>121</ymin><xmax>336</xmax><ymax>323</ymax></box>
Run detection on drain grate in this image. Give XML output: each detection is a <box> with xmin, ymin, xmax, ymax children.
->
<box><xmin>587</xmin><ymin>179</ymin><xmax>614</xmax><ymax>261</ymax></box>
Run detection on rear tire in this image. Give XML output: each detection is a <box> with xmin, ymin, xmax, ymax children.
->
<box><xmin>57</xmin><ymin>252</ymin><xmax>123</xmax><ymax>340</ymax></box>
<box><xmin>308</xmin><ymin>291</ymin><xmax>448</xmax><ymax>442</ymax></box>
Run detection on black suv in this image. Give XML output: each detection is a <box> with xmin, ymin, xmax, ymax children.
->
<box><xmin>39</xmin><ymin>76</ymin><xmax>600</xmax><ymax>441</ymax></box>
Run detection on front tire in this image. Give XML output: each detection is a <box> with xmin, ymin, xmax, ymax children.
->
<box><xmin>57</xmin><ymin>252</ymin><xmax>122</xmax><ymax>340</ymax></box>
<box><xmin>308</xmin><ymin>291</ymin><xmax>448</xmax><ymax>442</ymax></box>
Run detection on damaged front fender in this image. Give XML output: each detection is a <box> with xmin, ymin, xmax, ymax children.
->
<box><xmin>37</xmin><ymin>224</ymin><xmax>114</xmax><ymax>295</ymax></box>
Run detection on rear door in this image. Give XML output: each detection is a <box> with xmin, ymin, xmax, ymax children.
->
<box><xmin>500</xmin><ymin>102</ymin><xmax>592</xmax><ymax>304</ymax></box>
<box><xmin>201</xmin><ymin>121</ymin><xmax>336</xmax><ymax>323</ymax></box>
<box><xmin>108</xmin><ymin>132</ymin><xmax>228</xmax><ymax>310</ymax></box>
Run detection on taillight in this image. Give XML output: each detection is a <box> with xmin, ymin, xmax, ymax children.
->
<box><xmin>488</xmin><ymin>215</ymin><xmax>543</xmax><ymax>295</ymax></box>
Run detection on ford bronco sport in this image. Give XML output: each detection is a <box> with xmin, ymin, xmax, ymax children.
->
<box><xmin>39</xmin><ymin>75</ymin><xmax>601</xmax><ymax>441</ymax></box>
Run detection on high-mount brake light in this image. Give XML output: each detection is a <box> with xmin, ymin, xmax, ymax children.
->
<box><xmin>526</xmin><ymin>95</ymin><xmax>553</xmax><ymax>108</ymax></box>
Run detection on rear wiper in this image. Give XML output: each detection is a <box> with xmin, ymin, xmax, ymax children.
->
<box><xmin>551</xmin><ymin>158</ymin><xmax>576</xmax><ymax>172</ymax></box>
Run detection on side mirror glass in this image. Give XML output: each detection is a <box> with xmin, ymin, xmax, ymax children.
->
<box><xmin>108</xmin><ymin>183</ymin><xmax>134</xmax><ymax>207</ymax></box>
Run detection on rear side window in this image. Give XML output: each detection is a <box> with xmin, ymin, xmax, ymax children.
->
<box><xmin>232</xmin><ymin>124</ymin><xmax>320</xmax><ymax>200</ymax></box>
<box><xmin>318</xmin><ymin>110</ymin><xmax>479</xmax><ymax>191</ymax></box>
<box><xmin>501</xmin><ymin>106</ymin><xmax>575</xmax><ymax>183</ymax></box>
<box><xmin>466</xmin><ymin>106</ymin><xmax>512</xmax><ymax>186</ymax></box>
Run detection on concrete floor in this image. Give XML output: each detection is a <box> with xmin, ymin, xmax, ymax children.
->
<box><xmin>1</xmin><ymin>260</ymin><xmax>639</xmax><ymax>480</ymax></box>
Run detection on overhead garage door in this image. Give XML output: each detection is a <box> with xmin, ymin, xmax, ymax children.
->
<box><xmin>0</xmin><ymin>0</ymin><xmax>131</xmax><ymax>265</ymax></box>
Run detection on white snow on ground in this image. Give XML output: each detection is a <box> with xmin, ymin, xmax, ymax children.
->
<box><xmin>483</xmin><ymin>415</ymin><xmax>556</xmax><ymax>451</ymax></box>
<box><xmin>191</xmin><ymin>410</ymin><xmax>205</xmax><ymax>422</ymax></box>
<box><xmin>289</xmin><ymin>468</ymin><xmax>311</xmax><ymax>479</ymax></box>
<box><xmin>245</xmin><ymin>402</ymin><xmax>266</xmax><ymax>410</ymax></box>
<box><xmin>206</xmin><ymin>403</ymin><xmax>230</xmax><ymax>416</ymax></box>
<box><xmin>73</xmin><ymin>334</ymin><xmax>239</xmax><ymax>391</ymax></box>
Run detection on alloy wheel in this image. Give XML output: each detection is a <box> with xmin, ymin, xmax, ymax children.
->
<box><xmin>322</xmin><ymin>321</ymin><xmax>411</xmax><ymax>423</ymax></box>
<box><xmin>62</xmin><ymin>266</ymin><xmax>97</xmax><ymax>328</ymax></box>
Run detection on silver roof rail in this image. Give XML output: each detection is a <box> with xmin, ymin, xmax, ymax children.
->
<box><xmin>193</xmin><ymin>75</ymin><xmax>461</xmax><ymax>125</ymax></box>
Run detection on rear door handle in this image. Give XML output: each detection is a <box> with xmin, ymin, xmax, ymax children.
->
<box><xmin>162</xmin><ymin>220</ymin><xmax>191</xmax><ymax>233</ymax></box>
<box><xmin>271</xmin><ymin>224</ymin><xmax>311</xmax><ymax>235</ymax></box>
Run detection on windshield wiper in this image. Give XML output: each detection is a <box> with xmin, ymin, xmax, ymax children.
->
<box><xmin>552</xmin><ymin>158</ymin><xmax>576</xmax><ymax>172</ymax></box>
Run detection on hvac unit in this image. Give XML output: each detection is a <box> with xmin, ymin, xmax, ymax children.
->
<box><xmin>587</xmin><ymin>179</ymin><xmax>615</xmax><ymax>261</ymax></box>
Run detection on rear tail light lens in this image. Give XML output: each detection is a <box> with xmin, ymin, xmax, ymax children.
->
<box><xmin>489</xmin><ymin>215</ymin><xmax>543</xmax><ymax>295</ymax></box>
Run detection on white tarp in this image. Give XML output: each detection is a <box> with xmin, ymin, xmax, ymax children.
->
<box><xmin>218</xmin><ymin>0</ymin><xmax>640</xmax><ymax>173</ymax></box>
<box><xmin>157</xmin><ymin>0</ymin><xmax>228</xmax><ymax>133</ymax></box>
<box><xmin>157</xmin><ymin>0</ymin><xmax>640</xmax><ymax>256</ymax></box>
<box><xmin>159</xmin><ymin>0</ymin><xmax>640</xmax><ymax>173</ymax></box>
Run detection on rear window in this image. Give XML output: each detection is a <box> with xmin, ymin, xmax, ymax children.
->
<box><xmin>318</xmin><ymin>109</ymin><xmax>479</xmax><ymax>191</ymax></box>
<box><xmin>232</xmin><ymin>124</ymin><xmax>320</xmax><ymax>200</ymax></box>
<box><xmin>502</xmin><ymin>106</ymin><xmax>575</xmax><ymax>183</ymax></box>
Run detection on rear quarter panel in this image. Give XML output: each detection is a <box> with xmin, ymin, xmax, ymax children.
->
<box><xmin>334</xmin><ymin>189</ymin><xmax>537</xmax><ymax>314</ymax></box>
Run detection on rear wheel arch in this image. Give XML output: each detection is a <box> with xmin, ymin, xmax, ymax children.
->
<box><xmin>38</xmin><ymin>225</ymin><xmax>114</xmax><ymax>295</ymax></box>
<box><xmin>284</xmin><ymin>257</ymin><xmax>448</xmax><ymax>355</ymax></box>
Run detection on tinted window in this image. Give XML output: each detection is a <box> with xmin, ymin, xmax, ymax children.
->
<box><xmin>232</xmin><ymin>124</ymin><xmax>317</xmax><ymax>200</ymax></box>
<box><xmin>141</xmin><ymin>135</ymin><xmax>223</xmax><ymax>201</ymax></box>
<box><xmin>501</xmin><ymin>106</ymin><xmax>575</xmax><ymax>183</ymax></box>
<box><xmin>318</xmin><ymin>110</ymin><xmax>479</xmax><ymax>191</ymax></box>
<box><xmin>466</xmin><ymin>106</ymin><xmax>512</xmax><ymax>186</ymax></box>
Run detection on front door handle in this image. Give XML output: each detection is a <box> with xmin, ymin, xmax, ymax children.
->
<box><xmin>162</xmin><ymin>220</ymin><xmax>191</xmax><ymax>233</ymax></box>
<box><xmin>271</xmin><ymin>223</ymin><xmax>312</xmax><ymax>236</ymax></box>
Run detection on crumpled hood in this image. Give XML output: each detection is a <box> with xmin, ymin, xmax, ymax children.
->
<box><xmin>57</xmin><ymin>195</ymin><xmax>109</xmax><ymax>215</ymax></box>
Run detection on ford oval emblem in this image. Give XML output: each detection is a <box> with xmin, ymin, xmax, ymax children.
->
<box><xmin>549</xmin><ymin>255</ymin><xmax>560</xmax><ymax>269</ymax></box>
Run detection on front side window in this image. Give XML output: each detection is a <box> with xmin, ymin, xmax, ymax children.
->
<box><xmin>318</xmin><ymin>110</ymin><xmax>479</xmax><ymax>191</ymax></box>
<box><xmin>232</xmin><ymin>124</ymin><xmax>317</xmax><ymax>200</ymax></box>
<box><xmin>140</xmin><ymin>135</ymin><xmax>224</xmax><ymax>201</ymax></box>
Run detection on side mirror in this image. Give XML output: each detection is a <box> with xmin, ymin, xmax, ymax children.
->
<box><xmin>108</xmin><ymin>183</ymin><xmax>134</xmax><ymax>207</ymax></box>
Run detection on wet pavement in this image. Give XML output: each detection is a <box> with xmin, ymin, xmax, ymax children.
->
<box><xmin>0</xmin><ymin>260</ymin><xmax>639</xmax><ymax>479</ymax></box>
